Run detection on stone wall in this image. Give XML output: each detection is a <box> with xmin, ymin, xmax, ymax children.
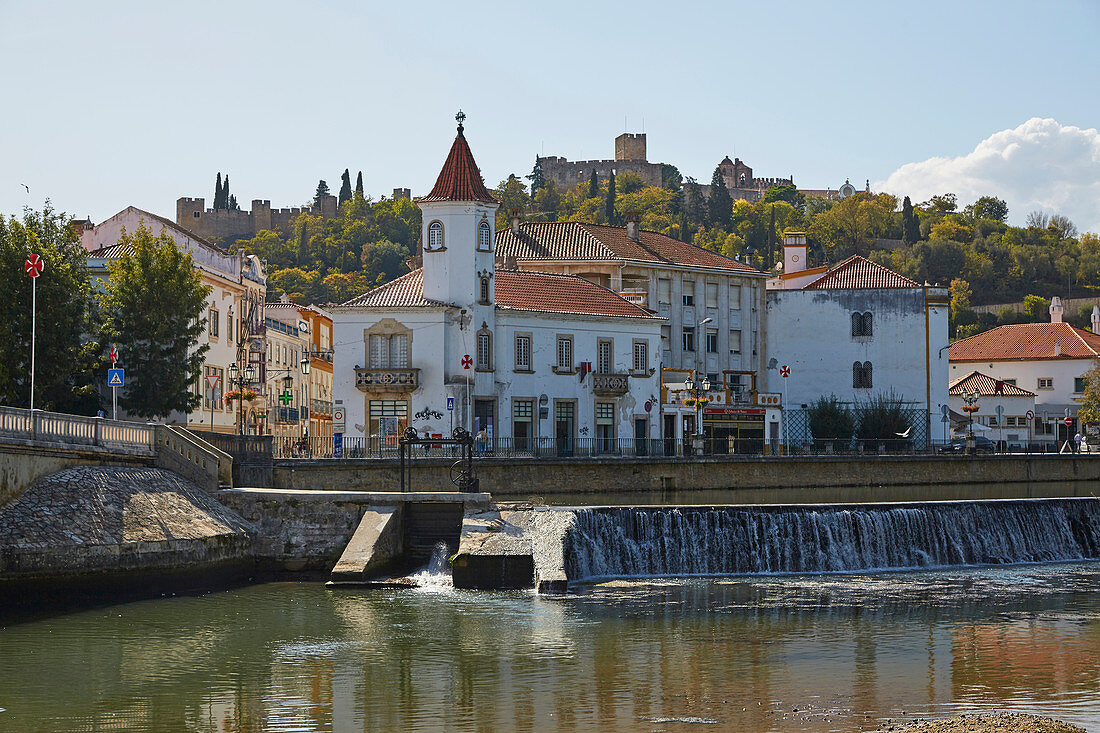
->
<box><xmin>0</xmin><ymin>466</ymin><xmax>254</xmax><ymax>580</ymax></box>
<box><xmin>271</xmin><ymin>454</ymin><xmax>1100</xmax><ymax>504</ymax></box>
<box><xmin>0</xmin><ymin>439</ymin><xmax>152</xmax><ymax>508</ymax></box>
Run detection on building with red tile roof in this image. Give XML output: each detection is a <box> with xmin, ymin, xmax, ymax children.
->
<box><xmin>764</xmin><ymin>233</ymin><xmax>950</xmax><ymax>448</ymax></box>
<box><xmin>331</xmin><ymin>115</ymin><xmax>664</xmax><ymax>452</ymax></box>
<box><xmin>947</xmin><ymin>298</ymin><xmax>1100</xmax><ymax>443</ymax></box>
<box><xmin>947</xmin><ymin>370</ymin><xmax>1037</xmax><ymax>444</ymax></box>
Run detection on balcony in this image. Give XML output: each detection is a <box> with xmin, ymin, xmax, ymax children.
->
<box><xmin>311</xmin><ymin>398</ymin><xmax>333</xmax><ymax>417</ymax></box>
<box><xmin>593</xmin><ymin>373</ymin><xmax>630</xmax><ymax>396</ymax></box>
<box><xmin>356</xmin><ymin>367</ymin><xmax>420</xmax><ymax>393</ymax></box>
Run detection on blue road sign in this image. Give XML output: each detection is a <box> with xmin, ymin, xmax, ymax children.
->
<box><xmin>107</xmin><ymin>368</ymin><xmax>124</xmax><ymax>387</ymax></box>
<box><xmin>333</xmin><ymin>433</ymin><xmax>343</xmax><ymax>458</ymax></box>
<box><xmin>447</xmin><ymin>397</ymin><xmax>454</xmax><ymax>411</ymax></box>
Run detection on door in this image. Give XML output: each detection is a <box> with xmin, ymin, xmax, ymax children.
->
<box><xmin>555</xmin><ymin>401</ymin><xmax>575</xmax><ymax>457</ymax></box>
<box><xmin>634</xmin><ymin>418</ymin><xmax>648</xmax><ymax>456</ymax></box>
<box><xmin>663</xmin><ymin>414</ymin><xmax>676</xmax><ymax>457</ymax></box>
<box><xmin>474</xmin><ymin>399</ymin><xmax>494</xmax><ymax>453</ymax></box>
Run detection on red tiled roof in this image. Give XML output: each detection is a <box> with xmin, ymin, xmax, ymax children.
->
<box><xmin>803</xmin><ymin>255</ymin><xmax>919</xmax><ymax>289</ymax></box>
<box><xmin>494</xmin><ymin>270</ymin><xmax>655</xmax><ymax>318</ymax></box>
<box><xmin>340</xmin><ymin>268</ymin><xmax>655</xmax><ymax>319</ymax></box>
<box><xmin>948</xmin><ymin>322</ymin><xmax>1100</xmax><ymax>362</ymax></box>
<box><xmin>340</xmin><ymin>270</ymin><xmax>449</xmax><ymax>308</ymax></box>
<box><xmin>948</xmin><ymin>371</ymin><xmax>1036</xmax><ymax>397</ymax></box>
<box><xmin>495</xmin><ymin>221</ymin><xmax>763</xmax><ymax>274</ymax></box>
<box><xmin>419</xmin><ymin>129</ymin><xmax>498</xmax><ymax>205</ymax></box>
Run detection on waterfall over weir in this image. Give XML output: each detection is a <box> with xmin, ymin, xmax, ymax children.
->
<box><xmin>564</xmin><ymin>499</ymin><xmax>1100</xmax><ymax>581</ymax></box>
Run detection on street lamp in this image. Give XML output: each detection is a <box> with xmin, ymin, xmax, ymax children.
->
<box><xmin>300</xmin><ymin>354</ymin><xmax>311</xmax><ymax>446</ymax></box>
<box><xmin>227</xmin><ymin>363</ymin><xmax>256</xmax><ymax>436</ymax></box>
<box><xmin>683</xmin><ymin>373</ymin><xmax>711</xmax><ymax>456</ymax></box>
<box><xmin>961</xmin><ymin>388</ymin><xmax>980</xmax><ymax>454</ymax></box>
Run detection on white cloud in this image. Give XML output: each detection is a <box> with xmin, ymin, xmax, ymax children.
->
<box><xmin>876</xmin><ymin>118</ymin><xmax>1100</xmax><ymax>234</ymax></box>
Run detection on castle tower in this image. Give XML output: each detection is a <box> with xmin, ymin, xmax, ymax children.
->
<box><xmin>615</xmin><ymin>133</ymin><xmax>647</xmax><ymax>161</ymax></box>
<box><xmin>418</xmin><ymin>111</ymin><xmax>500</xmax><ymax>308</ymax></box>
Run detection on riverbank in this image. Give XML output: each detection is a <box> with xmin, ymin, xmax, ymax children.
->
<box><xmin>874</xmin><ymin>712</ymin><xmax>1086</xmax><ymax>732</ymax></box>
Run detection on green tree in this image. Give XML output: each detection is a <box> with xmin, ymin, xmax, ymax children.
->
<box><xmin>617</xmin><ymin>172</ymin><xmax>644</xmax><ymax>195</ymax></box>
<box><xmin>224</xmin><ymin>175</ymin><xmax>232</xmax><ymax>210</ymax></box>
<box><xmin>338</xmin><ymin>169</ymin><xmax>353</xmax><ymax>206</ymax></box>
<box><xmin>355</xmin><ymin>171</ymin><xmax>364</xmax><ymax>196</ymax></box>
<box><xmin>707</xmin><ymin>166</ymin><xmax>732</xmax><ymax>228</ymax></box>
<box><xmin>605</xmin><ymin>170</ymin><xmax>617</xmax><ymax>225</ymax></box>
<box><xmin>661</xmin><ymin>163</ymin><xmax>683</xmax><ymax>191</ymax></box>
<box><xmin>313</xmin><ymin>180</ymin><xmax>330</xmax><ymax>207</ymax></box>
<box><xmin>1076</xmin><ymin>360</ymin><xmax>1100</xmax><ymax>426</ymax></box>
<box><xmin>98</xmin><ymin>224</ymin><xmax>211</xmax><ymax>418</ymax></box>
<box><xmin>807</xmin><ymin>395</ymin><xmax>855</xmax><ymax>450</ymax></box>
<box><xmin>0</xmin><ymin>204</ymin><xmax>99</xmax><ymax>414</ymax></box>
<box><xmin>761</xmin><ymin>184</ymin><xmax>804</xmax><ymax>209</ymax></box>
<box><xmin>213</xmin><ymin>173</ymin><xmax>224</xmax><ymax>210</ymax></box>
<box><xmin>588</xmin><ymin>170</ymin><xmax>599</xmax><ymax>199</ymax></box>
<box><xmin>1023</xmin><ymin>294</ymin><xmax>1049</xmax><ymax>321</ymax></box>
<box><xmin>964</xmin><ymin>195</ymin><xmax>1008</xmax><ymax>222</ymax></box>
<box><xmin>921</xmin><ymin>193</ymin><xmax>957</xmax><ymax>213</ymax></box>
<box><xmin>526</xmin><ymin>156</ymin><xmax>544</xmax><ymax>196</ymax></box>
<box><xmin>901</xmin><ymin>196</ymin><xmax>920</xmax><ymax>244</ymax></box>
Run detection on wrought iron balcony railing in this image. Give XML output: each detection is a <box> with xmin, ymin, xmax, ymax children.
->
<box><xmin>355</xmin><ymin>367</ymin><xmax>420</xmax><ymax>393</ymax></box>
<box><xmin>592</xmin><ymin>373</ymin><xmax>630</xmax><ymax>396</ymax></box>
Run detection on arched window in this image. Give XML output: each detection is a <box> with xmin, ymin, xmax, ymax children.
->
<box><xmin>862</xmin><ymin>312</ymin><xmax>873</xmax><ymax>336</ymax></box>
<box><xmin>427</xmin><ymin>221</ymin><xmax>444</xmax><ymax>251</ymax></box>
<box><xmin>863</xmin><ymin>361</ymin><xmax>872</xmax><ymax>388</ymax></box>
<box><xmin>476</xmin><ymin>330</ymin><xmax>492</xmax><ymax>370</ymax></box>
<box><xmin>477</xmin><ymin>220</ymin><xmax>492</xmax><ymax>251</ymax></box>
<box><xmin>851</xmin><ymin>313</ymin><xmax>863</xmax><ymax>337</ymax></box>
<box><xmin>479</xmin><ymin>276</ymin><xmax>491</xmax><ymax>304</ymax></box>
<box><xmin>853</xmin><ymin>362</ymin><xmax>863</xmax><ymax>388</ymax></box>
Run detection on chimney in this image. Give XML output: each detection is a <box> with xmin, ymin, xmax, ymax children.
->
<box><xmin>503</xmin><ymin>254</ymin><xmax>518</xmax><ymax>270</ymax></box>
<box><xmin>508</xmin><ymin>208</ymin><xmax>521</xmax><ymax>234</ymax></box>
<box><xmin>625</xmin><ymin>211</ymin><xmax>640</xmax><ymax>241</ymax></box>
<box><xmin>1050</xmin><ymin>296</ymin><xmax>1064</xmax><ymax>323</ymax></box>
<box><xmin>1092</xmin><ymin>305</ymin><xmax>1100</xmax><ymax>333</ymax></box>
<box><xmin>1055</xmin><ymin>342</ymin><xmax>1061</xmax><ymax>356</ymax></box>
<box><xmin>782</xmin><ymin>232</ymin><xmax>808</xmax><ymax>275</ymax></box>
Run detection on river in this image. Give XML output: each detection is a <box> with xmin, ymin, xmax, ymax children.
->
<box><xmin>1</xmin><ymin>562</ymin><xmax>1099</xmax><ymax>731</ymax></box>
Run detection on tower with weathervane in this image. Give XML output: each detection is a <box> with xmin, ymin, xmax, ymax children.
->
<box><xmin>417</xmin><ymin>111</ymin><xmax>502</xmax><ymax>432</ymax></box>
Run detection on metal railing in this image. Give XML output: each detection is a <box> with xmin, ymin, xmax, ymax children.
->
<box><xmin>0</xmin><ymin>406</ymin><xmax>155</xmax><ymax>452</ymax></box>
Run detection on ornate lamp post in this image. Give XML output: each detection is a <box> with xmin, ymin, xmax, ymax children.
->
<box><xmin>300</xmin><ymin>354</ymin><xmax>311</xmax><ymax>446</ymax></box>
<box><xmin>961</xmin><ymin>388</ymin><xmax>980</xmax><ymax>454</ymax></box>
<box><xmin>683</xmin><ymin>373</ymin><xmax>711</xmax><ymax>456</ymax></box>
<box><xmin>227</xmin><ymin>363</ymin><xmax>257</xmax><ymax>436</ymax></box>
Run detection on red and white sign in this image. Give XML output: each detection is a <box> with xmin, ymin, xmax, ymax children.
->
<box><xmin>461</xmin><ymin>355</ymin><xmax>473</xmax><ymax>369</ymax></box>
<box><xmin>108</xmin><ymin>346</ymin><xmax>118</xmax><ymax>364</ymax></box>
<box><xmin>1026</xmin><ymin>410</ymin><xmax>1034</xmax><ymax>420</ymax></box>
<box><xmin>1065</xmin><ymin>417</ymin><xmax>1074</xmax><ymax>427</ymax></box>
<box><xmin>24</xmin><ymin>254</ymin><xmax>44</xmax><ymax>278</ymax></box>
<box><xmin>205</xmin><ymin>374</ymin><xmax>220</xmax><ymax>390</ymax></box>
<box><xmin>779</xmin><ymin>365</ymin><xmax>791</xmax><ymax>378</ymax></box>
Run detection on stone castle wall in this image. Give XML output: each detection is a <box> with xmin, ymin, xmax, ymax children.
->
<box><xmin>539</xmin><ymin>157</ymin><xmax>663</xmax><ymax>193</ymax></box>
<box><xmin>176</xmin><ymin>195</ymin><xmax>339</xmax><ymax>243</ymax></box>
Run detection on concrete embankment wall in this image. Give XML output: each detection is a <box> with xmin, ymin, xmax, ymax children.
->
<box><xmin>0</xmin><ymin>466</ymin><xmax>254</xmax><ymax>584</ymax></box>
<box><xmin>271</xmin><ymin>454</ymin><xmax>1100</xmax><ymax>503</ymax></box>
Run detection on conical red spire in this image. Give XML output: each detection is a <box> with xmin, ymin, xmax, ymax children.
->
<box><xmin>420</xmin><ymin>113</ymin><xmax>498</xmax><ymax>204</ymax></box>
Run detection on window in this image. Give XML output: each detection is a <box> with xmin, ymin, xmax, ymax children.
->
<box><xmin>706</xmin><ymin>329</ymin><xmax>719</xmax><ymax>354</ymax></box>
<box><xmin>227</xmin><ymin>314</ymin><xmax>233</xmax><ymax>344</ymax></box>
<box><xmin>853</xmin><ymin>361</ymin><xmax>873</xmax><ymax>388</ymax></box>
<box><xmin>707</xmin><ymin>372</ymin><xmax>720</xmax><ymax>387</ymax></box>
<box><xmin>729</xmin><ymin>330</ymin><xmax>741</xmax><ymax>354</ymax></box>
<box><xmin>597</xmin><ymin>340</ymin><xmax>612</xmax><ymax>374</ymax></box>
<box><xmin>193</xmin><ymin>211</ymin><xmax>200</xmax><ymax>218</ymax></box>
<box><xmin>657</xmin><ymin>278</ymin><xmax>671</xmax><ymax>305</ymax></box>
<box><xmin>477</xmin><ymin>219</ymin><xmax>492</xmax><ymax>251</ymax></box>
<box><xmin>595</xmin><ymin>402</ymin><xmax>614</xmax><ymax>423</ymax></box>
<box><xmin>705</xmin><ymin>282</ymin><xmax>718</xmax><ymax>308</ymax></box>
<box><xmin>632</xmin><ymin>341</ymin><xmax>648</xmax><ymax>374</ymax></box>
<box><xmin>683</xmin><ymin>280</ymin><xmax>695</xmax><ymax>306</ymax></box>
<box><xmin>660</xmin><ymin>325</ymin><xmax>670</xmax><ymax>349</ymax></box>
<box><xmin>556</xmin><ymin>336</ymin><xmax>573</xmax><ymax>371</ymax></box>
<box><xmin>729</xmin><ymin>284</ymin><xmax>741</xmax><ymax>310</ymax></box>
<box><xmin>427</xmin><ymin>221</ymin><xmax>444</xmax><ymax>251</ymax></box>
<box><xmin>1075</xmin><ymin>377</ymin><xmax>1088</xmax><ymax>393</ymax></box>
<box><xmin>209</xmin><ymin>308</ymin><xmax>219</xmax><ymax>338</ymax></box>
<box><xmin>1037</xmin><ymin>377</ymin><xmax>1054</xmax><ymax>390</ymax></box>
<box><xmin>479</xmin><ymin>276</ymin><xmax>491</xmax><ymax>304</ymax></box>
<box><xmin>682</xmin><ymin>327</ymin><xmax>696</xmax><ymax>352</ymax></box>
<box><xmin>1003</xmin><ymin>378</ymin><xmax>1017</xmax><ymax>386</ymax></box>
<box><xmin>514</xmin><ymin>335</ymin><xmax>531</xmax><ymax>371</ymax></box>
<box><xmin>369</xmin><ymin>333</ymin><xmax>410</xmax><ymax>368</ymax></box>
<box><xmin>852</xmin><ymin>311</ymin><xmax>873</xmax><ymax>337</ymax></box>
<box><xmin>476</xmin><ymin>331</ymin><xmax>492</xmax><ymax>370</ymax></box>
<box><xmin>514</xmin><ymin>399</ymin><xmax>533</xmax><ymax>421</ymax></box>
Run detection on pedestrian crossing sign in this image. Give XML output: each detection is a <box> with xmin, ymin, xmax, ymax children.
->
<box><xmin>107</xmin><ymin>368</ymin><xmax>124</xmax><ymax>387</ymax></box>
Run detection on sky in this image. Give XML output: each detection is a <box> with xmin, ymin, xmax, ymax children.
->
<box><xmin>1</xmin><ymin>0</ymin><xmax>1097</xmax><ymax>232</ymax></box>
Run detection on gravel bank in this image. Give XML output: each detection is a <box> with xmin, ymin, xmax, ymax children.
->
<box><xmin>872</xmin><ymin>712</ymin><xmax>1086</xmax><ymax>732</ymax></box>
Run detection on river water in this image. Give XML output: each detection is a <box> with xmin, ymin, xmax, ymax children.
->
<box><xmin>1</xmin><ymin>563</ymin><xmax>1099</xmax><ymax>732</ymax></box>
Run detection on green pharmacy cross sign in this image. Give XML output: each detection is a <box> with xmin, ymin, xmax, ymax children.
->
<box><xmin>279</xmin><ymin>391</ymin><xmax>293</xmax><ymax>405</ymax></box>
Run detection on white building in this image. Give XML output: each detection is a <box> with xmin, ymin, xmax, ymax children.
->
<box><xmin>330</xmin><ymin>118</ymin><xmax>663</xmax><ymax>454</ymax></box>
<box><xmin>947</xmin><ymin>371</ymin><xmax>1036</xmax><ymax>447</ymax></box>
<box><xmin>494</xmin><ymin>211</ymin><xmax>769</xmax><ymax>449</ymax></box>
<box><xmin>766</xmin><ymin>234</ymin><xmax>950</xmax><ymax>448</ymax></box>
<box><xmin>948</xmin><ymin>299</ymin><xmax>1100</xmax><ymax>444</ymax></box>
<box><xmin>83</xmin><ymin>206</ymin><xmax>266</xmax><ymax>432</ymax></box>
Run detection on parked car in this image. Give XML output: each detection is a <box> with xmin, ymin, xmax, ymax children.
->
<box><xmin>939</xmin><ymin>435</ymin><xmax>995</xmax><ymax>454</ymax></box>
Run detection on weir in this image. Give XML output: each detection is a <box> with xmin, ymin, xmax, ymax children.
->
<box><xmin>453</xmin><ymin>498</ymin><xmax>1100</xmax><ymax>590</ymax></box>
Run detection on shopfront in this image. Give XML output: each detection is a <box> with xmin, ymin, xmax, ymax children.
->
<box><xmin>702</xmin><ymin>406</ymin><xmax>765</xmax><ymax>454</ymax></box>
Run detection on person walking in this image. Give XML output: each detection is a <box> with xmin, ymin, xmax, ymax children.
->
<box><xmin>1074</xmin><ymin>431</ymin><xmax>1083</xmax><ymax>454</ymax></box>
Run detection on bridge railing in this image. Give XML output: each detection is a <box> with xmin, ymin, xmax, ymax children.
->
<box><xmin>0</xmin><ymin>406</ymin><xmax>155</xmax><ymax>453</ymax></box>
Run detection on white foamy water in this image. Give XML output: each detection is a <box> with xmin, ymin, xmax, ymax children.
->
<box><xmin>408</xmin><ymin>541</ymin><xmax>453</xmax><ymax>588</ymax></box>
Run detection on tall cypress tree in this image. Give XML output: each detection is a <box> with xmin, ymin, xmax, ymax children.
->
<box><xmin>214</xmin><ymin>173</ymin><xmax>224</xmax><ymax>210</ymax></box>
<box><xmin>588</xmin><ymin>170</ymin><xmax>599</xmax><ymax>199</ymax></box>
<box><xmin>902</xmin><ymin>195</ymin><xmax>920</xmax><ymax>244</ymax></box>
<box><xmin>313</xmin><ymin>180</ymin><xmax>330</xmax><ymax>208</ymax></box>
<box><xmin>605</xmin><ymin>170</ymin><xmax>617</xmax><ymax>225</ymax></box>
<box><xmin>355</xmin><ymin>171</ymin><xmax>364</xmax><ymax>197</ymax></box>
<box><xmin>338</xmin><ymin>169</ymin><xmax>353</xmax><ymax>206</ymax></box>
<box><xmin>768</xmin><ymin>204</ymin><xmax>776</xmax><ymax>268</ymax></box>
<box><xmin>526</xmin><ymin>156</ymin><xmax>544</xmax><ymax>197</ymax></box>
<box><xmin>708</xmin><ymin>167</ymin><xmax>732</xmax><ymax>228</ymax></box>
<box><xmin>223</xmin><ymin>175</ymin><xmax>230</xmax><ymax>211</ymax></box>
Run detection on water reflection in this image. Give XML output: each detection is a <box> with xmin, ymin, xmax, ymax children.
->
<box><xmin>0</xmin><ymin>565</ymin><xmax>1098</xmax><ymax>731</ymax></box>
